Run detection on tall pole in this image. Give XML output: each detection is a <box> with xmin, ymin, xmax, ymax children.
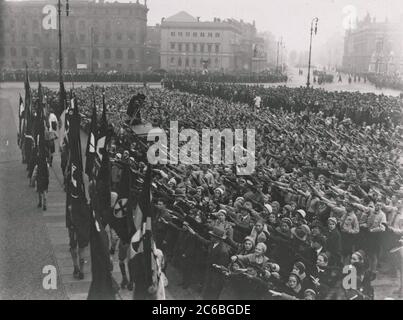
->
<box><xmin>306</xmin><ymin>17</ymin><xmax>318</xmax><ymax>88</ymax></box>
<box><xmin>276</xmin><ymin>37</ymin><xmax>282</xmax><ymax>73</ymax></box>
<box><xmin>90</xmin><ymin>27</ymin><xmax>94</xmax><ymax>73</ymax></box>
<box><xmin>280</xmin><ymin>42</ymin><xmax>285</xmax><ymax>74</ymax></box>
<box><xmin>58</xmin><ymin>0</ymin><xmax>63</xmax><ymax>84</ymax></box>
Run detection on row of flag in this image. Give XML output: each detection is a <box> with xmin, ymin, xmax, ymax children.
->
<box><xmin>20</xmin><ymin>66</ymin><xmax>163</xmax><ymax>299</ymax></box>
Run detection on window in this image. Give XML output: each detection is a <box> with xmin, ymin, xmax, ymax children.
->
<box><xmin>208</xmin><ymin>44</ymin><xmax>212</xmax><ymax>53</ymax></box>
<box><xmin>208</xmin><ymin>32</ymin><xmax>213</xmax><ymax>38</ymax></box>
<box><xmin>178</xmin><ymin>43</ymin><xmax>182</xmax><ymax>52</ymax></box>
<box><xmin>10</xmin><ymin>47</ymin><xmax>17</xmax><ymax>56</ymax></box>
<box><xmin>185</xmin><ymin>58</ymin><xmax>189</xmax><ymax>67</ymax></box>
<box><xmin>128</xmin><ymin>33</ymin><xmax>135</xmax><ymax>41</ymax></box>
<box><xmin>80</xmin><ymin>34</ymin><xmax>85</xmax><ymax>42</ymax></box>
<box><xmin>128</xmin><ymin>48</ymin><xmax>135</xmax><ymax>59</ymax></box>
<box><xmin>21</xmin><ymin>47</ymin><xmax>28</xmax><ymax>57</ymax></box>
<box><xmin>104</xmin><ymin>48</ymin><xmax>111</xmax><ymax>59</ymax></box>
<box><xmin>69</xmin><ymin>33</ymin><xmax>75</xmax><ymax>42</ymax></box>
<box><xmin>117</xmin><ymin>33</ymin><xmax>122</xmax><ymax>41</ymax></box>
<box><xmin>215</xmin><ymin>44</ymin><xmax>220</xmax><ymax>53</ymax></box>
<box><xmin>178</xmin><ymin>32</ymin><xmax>183</xmax><ymax>37</ymax></box>
<box><xmin>193</xmin><ymin>43</ymin><xmax>197</xmax><ymax>52</ymax></box>
<box><xmin>105</xmin><ymin>63</ymin><xmax>110</xmax><ymax>68</ymax></box>
<box><xmin>32</xmin><ymin>20</ymin><xmax>39</xmax><ymax>30</ymax></box>
<box><xmin>33</xmin><ymin>48</ymin><xmax>40</xmax><ymax>57</ymax></box>
<box><xmin>105</xmin><ymin>33</ymin><xmax>111</xmax><ymax>41</ymax></box>
<box><xmin>193</xmin><ymin>32</ymin><xmax>197</xmax><ymax>37</ymax></box>
<box><xmin>92</xmin><ymin>48</ymin><xmax>99</xmax><ymax>59</ymax></box>
<box><xmin>178</xmin><ymin>57</ymin><xmax>182</xmax><ymax>67</ymax></box>
<box><xmin>170</xmin><ymin>57</ymin><xmax>175</xmax><ymax>64</ymax></box>
<box><xmin>33</xmin><ymin>33</ymin><xmax>40</xmax><ymax>42</ymax></box>
<box><xmin>116</xmin><ymin>48</ymin><xmax>123</xmax><ymax>59</ymax></box>
<box><xmin>215</xmin><ymin>58</ymin><xmax>219</xmax><ymax>66</ymax></box>
<box><xmin>193</xmin><ymin>58</ymin><xmax>197</xmax><ymax>66</ymax></box>
<box><xmin>171</xmin><ymin>43</ymin><xmax>175</xmax><ymax>50</ymax></box>
<box><xmin>116</xmin><ymin>63</ymin><xmax>122</xmax><ymax>69</ymax></box>
<box><xmin>215</xmin><ymin>32</ymin><xmax>220</xmax><ymax>38</ymax></box>
<box><xmin>79</xmin><ymin>20</ymin><xmax>85</xmax><ymax>29</ymax></box>
<box><xmin>200</xmin><ymin>32</ymin><xmax>205</xmax><ymax>37</ymax></box>
<box><xmin>0</xmin><ymin>47</ymin><xmax>4</xmax><ymax>57</ymax></box>
<box><xmin>93</xmin><ymin>33</ymin><xmax>99</xmax><ymax>44</ymax></box>
<box><xmin>171</xmin><ymin>31</ymin><xmax>175</xmax><ymax>37</ymax></box>
<box><xmin>21</xmin><ymin>34</ymin><xmax>27</xmax><ymax>41</ymax></box>
<box><xmin>200</xmin><ymin>44</ymin><xmax>205</xmax><ymax>52</ymax></box>
<box><xmin>186</xmin><ymin>32</ymin><xmax>190</xmax><ymax>37</ymax></box>
<box><xmin>185</xmin><ymin>43</ymin><xmax>189</xmax><ymax>52</ymax></box>
<box><xmin>80</xmin><ymin>49</ymin><xmax>86</xmax><ymax>59</ymax></box>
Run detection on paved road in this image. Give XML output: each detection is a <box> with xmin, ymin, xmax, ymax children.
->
<box><xmin>262</xmin><ymin>68</ymin><xmax>402</xmax><ymax>97</ymax></box>
<box><xmin>0</xmin><ymin>88</ymin><xmax>67</xmax><ymax>300</ymax></box>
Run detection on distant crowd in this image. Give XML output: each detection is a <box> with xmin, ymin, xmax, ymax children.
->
<box><xmin>0</xmin><ymin>69</ymin><xmax>287</xmax><ymax>84</ymax></box>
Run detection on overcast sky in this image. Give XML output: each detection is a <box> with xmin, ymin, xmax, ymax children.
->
<box><xmin>8</xmin><ymin>0</ymin><xmax>403</xmax><ymax>52</ymax></box>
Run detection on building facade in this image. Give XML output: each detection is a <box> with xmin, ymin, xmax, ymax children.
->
<box><xmin>342</xmin><ymin>14</ymin><xmax>403</xmax><ymax>74</ymax></box>
<box><xmin>159</xmin><ymin>11</ymin><xmax>266</xmax><ymax>73</ymax></box>
<box><xmin>0</xmin><ymin>0</ymin><xmax>149</xmax><ymax>72</ymax></box>
<box><xmin>145</xmin><ymin>24</ymin><xmax>161</xmax><ymax>71</ymax></box>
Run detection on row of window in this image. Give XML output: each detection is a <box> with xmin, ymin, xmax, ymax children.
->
<box><xmin>170</xmin><ymin>43</ymin><xmax>220</xmax><ymax>53</ymax></box>
<box><xmin>170</xmin><ymin>31</ymin><xmax>221</xmax><ymax>38</ymax></box>
<box><xmin>169</xmin><ymin>57</ymin><xmax>221</xmax><ymax>67</ymax></box>
<box><xmin>0</xmin><ymin>47</ymin><xmax>137</xmax><ymax>60</ymax></box>
<box><xmin>6</xmin><ymin>31</ymin><xmax>139</xmax><ymax>43</ymax></box>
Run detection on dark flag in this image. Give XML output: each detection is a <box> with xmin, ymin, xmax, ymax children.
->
<box><xmin>18</xmin><ymin>94</ymin><xmax>24</xmax><ymax>148</ymax></box>
<box><xmin>35</xmin><ymin>83</ymin><xmax>46</xmax><ymax>159</ymax></box>
<box><xmin>94</xmin><ymin>90</ymin><xmax>111</xmax><ymax>225</ymax></box>
<box><xmin>23</xmin><ymin>65</ymin><xmax>33</xmax><ymax>166</ymax></box>
<box><xmin>109</xmin><ymin>164</ymin><xmax>135</xmax><ymax>244</ymax></box>
<box><xmin>66</xmin><ymin>96</ymin><xmax>90</xmax><ymax>248</ymax></box>
<box><xmin>58</xmin><ymin>80</ymin><xmax>67</xmax><ymax>118</ymax></box>
<box><xmin>87</xmin><ymin>209</ymin><xmax>116</xmax><ymax>300</ymax></box>
<box><xmin>85</xmin><ymin>94</ymin><xmax>97</xmax><ymax>178</ymax></box>
<box><xmin>96</xmin><ymin>89</ymin><xmax>108</xmax><ymax>168</ymax></box>
<box><xmin>129</xmin><ymin>166</ymin><xmax>165</xmax><ymax>299</ymax></box>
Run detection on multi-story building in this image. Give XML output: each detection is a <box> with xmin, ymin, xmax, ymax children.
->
<box><xmin>342</xmin><ymin>13</ymin><xmax>403</xmax><ymax>74</ymax></box>
<box><xmin>145</xmin><ymin>24</ymin><xmax>161</xmax><ymax>71</ymax></box>
<box><xmin>159</xmin><ymin>11</ymin><xmax>266</xmax><ymax>73</ymax></box>
<box><xmin>0</xmin><ymin>0</ymin><xmax>149</xmax><ymax>72</ymax></box>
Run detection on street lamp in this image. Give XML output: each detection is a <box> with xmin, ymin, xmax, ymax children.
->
<box><xmin>57</xmin><ymin>0</ymin><xmax>69</xmax><ymax>84</ymax></box>
<box><xmin>306</xmin><ymin>17</ymin><xmax>318</xmax><ymax>88</ymax></box>
<box><xmin>276</xmin><ymin>36</ymin><xmax>283</xmax><ymax>73</ymax></box>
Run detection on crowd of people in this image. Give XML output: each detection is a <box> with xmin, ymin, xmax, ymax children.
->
<box><xmin>1</xmin><ymin>69</ymin><xmax>287</xmax><ymax>84</ymax></box>
<box><xmin>366</xmin><ymin>73</ymin><xmax>403</xmax><ymax>91</ymax></box>
<box><xmin>30</xmin><ymin>79</ymin><xmax>403</xmax><ymax>300</ymax></box>
<box><xmin>313</xmin><ymin>71</ymin><xmax>334</xmax><ymax>84</ymax></box>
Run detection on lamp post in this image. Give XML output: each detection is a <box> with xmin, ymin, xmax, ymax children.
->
<box><xmin>306</xmin><ymin>17</ymin><xmax>318</xmax><ymax>88</ymax></box>
<box><xmin>57</xmin><ymin>0</ymin><xmax>69</xmax><ymax>84</ymax></box>
<box><xmin>276</xmin><ymin>36</ymin><xmax>283</xmax><ymax>73</ymax></box>
<box><xmin>280</xmin><ymin>42</ymin><xmax>285</xmax><ymax>74</ymax></box>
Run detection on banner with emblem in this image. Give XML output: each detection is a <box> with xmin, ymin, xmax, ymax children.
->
<box><xmin>66</xmin><ymin>95</ymin><xmax>90</xmax><ymax>247</ymax></box>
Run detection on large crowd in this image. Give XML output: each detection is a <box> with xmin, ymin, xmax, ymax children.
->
<box><xmin>34</xmin><ymin>80</ymin><xmax>403</xmax><ymax>300</ymax></box>
<box><xmin>1</xmin><ymin>69</ymin><xmax>287</xmax><ymax>84</ymax></box>
<box><xmin>366</xmin><ymin>73</ymin><xmax>403</xmax><ymax>91</ymax></box>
